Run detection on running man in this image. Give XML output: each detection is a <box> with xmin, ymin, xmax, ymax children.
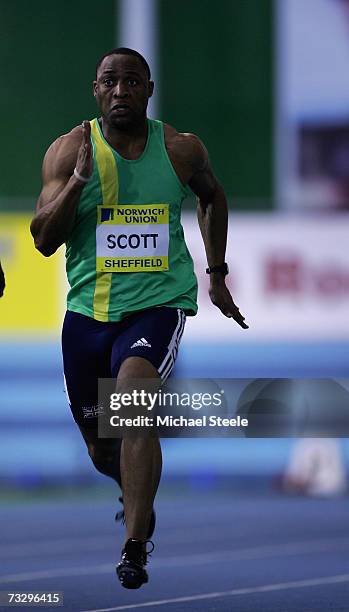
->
<box><xmin>30</xmin><ymin>47</ymin><xmax>248</xmax><ymax>589</ymax></box>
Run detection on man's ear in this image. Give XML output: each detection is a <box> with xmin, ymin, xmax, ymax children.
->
<box><xmin>93</xmin><ymin>80</ymin><xmax>98</xmax><ymax>98</ymax></box>
<box><xmin>148</xmin><ymin>80</ymin><xmax>154</xmax><ymax>98</ymax></box>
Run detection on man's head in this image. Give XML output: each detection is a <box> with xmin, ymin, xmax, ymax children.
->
<box><xmin>93</xmin><ymin>48</ymin><xmax>154</xmax><ymax>129</ymax></box>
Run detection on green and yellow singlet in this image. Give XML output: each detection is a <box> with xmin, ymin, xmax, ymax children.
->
<box><xmin>65</xmin><ymin>118</ymin><xmax>198</xmax><ymax>322</ymax></box>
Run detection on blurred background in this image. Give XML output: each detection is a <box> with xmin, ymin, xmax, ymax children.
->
<box><xmin>1</xmin><ymin>0</ymin><xmax>349</xmax><ymax>497</ymax></box>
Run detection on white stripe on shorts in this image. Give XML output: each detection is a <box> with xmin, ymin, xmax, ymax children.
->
<box><xmin>161</xmin><ymin>315</ymin><xmax>185</xmax><ymax>381</ymax></box>
<box><xmin>158</xmin><ymin>309</ymin><xmax>184</xmax><ymax>374</ymax></box>
<box><xmin>63</xmin><ymin>373</ymin><xmax>71</xmax><ymax>406</ymax></box>
<box><xmin>158</xmin><ymin>309</ymin><xmax>186</xmax><ymax>380</ymax></box>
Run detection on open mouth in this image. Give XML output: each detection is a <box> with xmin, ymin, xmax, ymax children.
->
<box><xmin>111</xmin><ymin>105</ymin><xmax>130</xmax><ymax>114</ymax></box>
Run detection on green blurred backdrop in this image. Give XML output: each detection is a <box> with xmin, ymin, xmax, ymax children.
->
<box><xmin>0</xmin><ymin>0</ymin><xmax>273</xmax><ymax>211</ymax></box>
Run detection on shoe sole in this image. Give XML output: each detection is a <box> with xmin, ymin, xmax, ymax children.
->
<box><xmin>116</xmin><ymin>564</ymin><xmax>148</xmax><ymax>589</ymax></box>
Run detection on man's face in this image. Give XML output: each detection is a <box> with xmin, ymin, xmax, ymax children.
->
<box><xmin>93</xmin><ymin>54</ymin><xmax>154</xmax><ymax>128</ymax></box>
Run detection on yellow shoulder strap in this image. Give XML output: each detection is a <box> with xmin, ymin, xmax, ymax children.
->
<box><xmin>90</xmin><ymin>118</ymin><xmax>119</xmax><ymax>204</ymax></box>
<box><xmin>90</xmin><ymin>118</ymin><xmax>118</xmax><ymax>321</ymax></box>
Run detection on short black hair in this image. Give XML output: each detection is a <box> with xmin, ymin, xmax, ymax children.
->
<box><xmin>95</xmin><ymin>47</ymin><xmax>151</xmax><ymax>80</ymax></box>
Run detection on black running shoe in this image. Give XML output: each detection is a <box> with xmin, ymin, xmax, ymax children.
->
<box><xmin>115</xmin><ymin>497</ymin><xmax>156</xmax><ymax>539</ymax></box>
<box><xmin>116</xmin><ymin>538</ymin><xmax>154</xmax><ymax>589</ymax></box>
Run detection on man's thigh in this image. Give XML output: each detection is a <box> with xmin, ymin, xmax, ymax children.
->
<box><xmin>111</xmin><ymin>307</ymin><xmax>186</xmax><ymax>382</ymax></box>
<box><xmin>62</xmin><ymin>310</ymin><xmax>116</xmax><ymax>426</ymax></box>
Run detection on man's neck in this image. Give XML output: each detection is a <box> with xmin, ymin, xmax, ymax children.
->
<box><xmin>100</xmin><ymin>117</ymin><xmax>148</xmax><ymax>159</ymax></box>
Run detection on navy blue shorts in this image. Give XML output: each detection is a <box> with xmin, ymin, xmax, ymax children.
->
<box><xmin>62</xmin><ymin>307</ymin><xmax>186</xmax><ymax>427</ymax></box>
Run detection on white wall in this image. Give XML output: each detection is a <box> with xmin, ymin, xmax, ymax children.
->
<box><xmin>183</xmin><ymin>213</ymin><xmax>349</xmax><ymax>341</ymax></box>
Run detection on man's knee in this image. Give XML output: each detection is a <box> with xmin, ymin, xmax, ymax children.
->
<box><xmin>88</xmin><ymin>441</ymin><xmax>121</xmax><ymax>478</ymax></box>
<box><xmin>117</xmin><ymin>356</ymin><xmax>159</xmax><ymax>382</ymax></box>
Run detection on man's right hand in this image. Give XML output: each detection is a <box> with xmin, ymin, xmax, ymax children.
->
<box><xmin>31</xmin><ymin>121</ymin><xmax>93</xmax><ymax>256</ymax></box>
<box><xmin>75</xmin><ymin>120</ymin><xmax>93</xmax><ymax>180</ymax></box>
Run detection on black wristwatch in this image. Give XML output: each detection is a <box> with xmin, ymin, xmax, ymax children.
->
<box><xmin>205</xmin><ymin>262</ymin><xmax>229</xmax><ymax>277</ymax></box>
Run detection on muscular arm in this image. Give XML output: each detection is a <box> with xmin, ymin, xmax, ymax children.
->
<box><xmin>170</xmin><ymin>131</ymin><xmax>248</xmax><ymax>329</ymax></box>
<box><xmin>30</xmin><ymin>121</ymin><xmax>92</xmax><ymax>257</ymax></box>
<box><xmin>188</xmin><ymin>139</ymin><xmax>228</xmax><ymax>270</ymax></box>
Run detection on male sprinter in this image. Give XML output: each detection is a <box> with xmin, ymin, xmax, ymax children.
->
<box><xmin>30</xmin><ymin>48</ymin><xmax>248</xmax><ymax>589</ymax></box>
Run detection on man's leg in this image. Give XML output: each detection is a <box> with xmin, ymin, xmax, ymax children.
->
<box><xmin>110</xmin><ymin>307</ymin><xmax>185</xmax><ymax>588</ymax></box>
<box><xmin>62</xmin><ymin>311</ymin><xmax>123</xmax><ymax>488</ymax></box>
<box><xmin>78</xmin><ymin>424</ymin><xmax>122</xmax><ymax>487</ymax></box>
<box><xmin>117</xmin><ymin>356</ymin><xmax>162</xmax><ymax>542</ymax></box>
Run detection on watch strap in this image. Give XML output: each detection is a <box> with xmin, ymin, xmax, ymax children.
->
<box><xmin>205</xmin><ymin>262</ymin><xmax>229</xmax><ymax>276</ymax></box>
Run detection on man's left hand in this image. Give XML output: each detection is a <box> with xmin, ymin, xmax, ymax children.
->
<box><xmin>0</xmin><ymin>261</ymin><xmax>5</xmax><ymax>297</ymax></box>
<box><xmin>209</xmin><ymin>280</ymin><xmax>248</xmax><ymax>329</ymax></box>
